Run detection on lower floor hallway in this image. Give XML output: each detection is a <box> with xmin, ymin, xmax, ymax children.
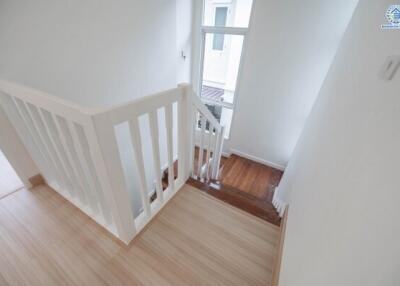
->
<box><xmin>0</xmin><ymin>150</ymin><xmax>23</xmax><ymax>199</ymax></box>
<box><xmin>0</xmin><ymin>183</ymin><xmax>280</xmax><ymax>286</ymax></box>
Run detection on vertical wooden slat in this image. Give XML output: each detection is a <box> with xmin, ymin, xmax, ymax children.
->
<box><xmin>213</xmin><ymin>126</ymin><xmax>225</xmax><ymax>179</ymax></box>
<box><xmin>205</xmin><ymin>123</ymin><xmax>213</xmax><ymax>181</ymax></box>
<box><xmin>52</xmin><ymin>114</ymin><xmax>87</xmax><ymax>204</ymax></box>
<box><xmin>26</xmin><ymin>103</ymin><xmax>73</xmax><ymax>197</ymax></box>
<box><xmin>13</xmin><ymin>98</ymin><xmax>65</xmax><ymax>191</ymax></box>
<box><xmin>128</xmin><ymin>118</ymin><xmax>151</xmax><ymax>218</ymax></box>
<box><xmin>177</xmin><ymin>96</ymin><xmax>186</xmax><ymax>183</ymax></box>
<box><xmin>165</xmin><ymin>103</ymin><xmax>175</xmax><ymax>192</ymax></box>
<box><xmin>197</xmin><ymin>115</ymin><xmax>206</xmax><ymax>179</ymax></box>
<box><xmin>74</xmin><ymin>124</ymin><xmax>113</xmax><ymax>224</ymax></box>
<box><xmin>211</xmin><ymin>126</ymin><xmax>220</xmax><ymax>179</ymax></box>
<box><xmin>190</xmin><ymin>109</ymin><xmax>198</xmax><ymax>178</ymax></box>
<box><xmin>3</xmin><ymin>95</ymin><xmax>55</xmax><ymax>185</ymax></box>
<box><xmin>38</xmin><ymin>109</ymin><xmax>78</xmax><ymax>199</ymax></box>
<box><xmin>177</xmin><ymin>83</ymin><xmax>191</xmax><ymax>182</ymax></box>
<box><xmin>68</xmin><ymin>121</ymin><xmax>101</xmax><ymax>215</ymax></box>
<box><xmin>89</xmin><ymin>114</ymin><xmax>137</xmax><ymax>242</ymax></box>
<box><xmin>185</xmin><ymin>89</ymin><xmax>195</xmax><ymax>178</ymax></box>
<box><xmin>148</xmin><ymin>110</ymin><xmax>163</xmax><ymax>203</ymax></box>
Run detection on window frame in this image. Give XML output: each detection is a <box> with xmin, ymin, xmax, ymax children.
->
<box><xmin>198</xmin><ymin>1</ymin><xmax>252</xmax><ymax>138</ymax></box>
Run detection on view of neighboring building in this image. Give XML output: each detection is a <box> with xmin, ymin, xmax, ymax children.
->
<box><xmin>200</xmin><ymin>0</ymin><xmax>252</xmax><ymax>136</ymax></box>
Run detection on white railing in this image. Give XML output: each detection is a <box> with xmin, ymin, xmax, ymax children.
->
<box><xmin>0</xmin><ymin>80</ymin><xmax>224</xmax><ymax>244</ymax></box>
<box><xmin>190</xmin><ymin>93</ymin><xmax>225</xmax><ymax>181</ymax></box>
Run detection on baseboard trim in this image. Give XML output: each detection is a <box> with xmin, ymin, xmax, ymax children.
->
<box><xmin>194</xmin><ymin>144</ymin><xmax>230</xmax><ymax>159</ymax></box>
<box><xmin>229</xmin><ymin>149</ymin><xmax>286</xmax><ymax>171</ymax></box>
<box><xmin>28</xmin><ymin>174</ymin><xmax>45</xmax><ymax>188</ymax></box>
<box><xmin>221</xmin><ymin>151</ymin><xmax>230</xmax><ymax>158</ymax></box>
<box><xmin>271</xmin><ymin>207</ymin><xmax>289</xmax><ymax>286</ymax></box>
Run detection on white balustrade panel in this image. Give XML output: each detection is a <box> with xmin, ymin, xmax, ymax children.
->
<box><xmin>0</xmin><ymin>80</ymin><xmax>224</xmax><ymax>244</ymax></box>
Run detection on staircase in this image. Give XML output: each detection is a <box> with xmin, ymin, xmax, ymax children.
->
<box><xmin>0</xmin><ymin>79</ymin><xmax>282</xmax><ymax>245</ymax></box>
<box><xmin>161</xmin><ymin>145</ymin><xmax>283</xmax><ymax>226</ymax></box>
<box><xmin>0</xmin><ymin>79</ymin><xmax>285</xmax><ymax>286</ymax></box>
<box><xmin>188</xmin><ymin>151</ymin><xmax>282</xmax><ymax>226</ymax></box>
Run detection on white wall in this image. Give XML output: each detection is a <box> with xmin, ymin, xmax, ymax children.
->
<box><xmin>176</xmin><ymin>0</ymin><xmax>193</xmax><ymax>83</ymax></box>
<box><xmin>227</xmin><ymin>0</ymin><xmax>358</xmax><ymax>169</ymax></box>
<box><xmin>0</xmin><ymin>0</ymin><xmax>190</xmax><ymax>108</ymax></box>
<box><xmin>278</xmin><ymin>1</ymin><xmax>400</xmax><ymax>285</ymax></box>
<box><xmin>0</xmin><ymin>105</ymin><xmax>39</xmax><ymax>187</ymax></box>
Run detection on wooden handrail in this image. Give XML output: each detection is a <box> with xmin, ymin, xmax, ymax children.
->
<box><xmin>190</xmin><ymin>91</ymin><xmax>222</xmax><ymax>132</ymax></box>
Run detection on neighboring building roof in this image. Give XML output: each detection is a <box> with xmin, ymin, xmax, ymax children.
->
<box><xmin>201</xmin><ymin>85</ymin><xmax>224</xmax><ymax>102</ymax></box>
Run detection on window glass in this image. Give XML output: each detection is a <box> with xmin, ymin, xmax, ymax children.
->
<box><xmin>212</xmin><ymin>7</ymin><xmax>228</xmax><ymax>50</ymax></box>
<box><xmin>203</xmin><ymin>0</ymin><xmax>253</xmax><ymax>28</ymax></box>
<box><xmin>202</xmin><ymin>33</ymin><xmax>244</xmax><ymax>105</ymax></box>
<box><xmin>213</xmin><ymin>33</ymin><xmax>224</xmax><ymax>50</ymax></box>
<box><xmin>214</xmin><ymin>7</ymin><xmax>228</xmax><ymax>26</ymax></box>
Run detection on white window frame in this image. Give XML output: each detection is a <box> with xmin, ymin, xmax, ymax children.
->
<box><xmin>198</xmin><ymin>1</ymin><xmax>252</xmax><ymax>138</ymax></box>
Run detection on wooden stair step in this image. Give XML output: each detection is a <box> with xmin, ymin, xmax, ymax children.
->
<box><xmin>187</xmin><ymin>177</ymin><xmax>281</xmax><ymax>227</ymax></box>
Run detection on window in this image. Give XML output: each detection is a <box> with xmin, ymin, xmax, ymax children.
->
<box><xmin>213</xmin><ymin>33</ymin><xmax>225</xmax><ymax>51</ymax></box>
<box><xmin>199</xmin><ymin>0</ymin><xmax>254</xmax><ymax>138</ymax></box>
<box><xmin>214</xmin><ymin>7</ymin><xmax>228</xmax><ymax>27</ymax></box>
<box><xmin>212</xmin><ymin>7</ymin><xmax>228</xmax><ymax>50</ymax></box>
<box><xmin>203</xmin><ymin>0</ymin><xmax>253</xmax><ymax>28</ymax></box>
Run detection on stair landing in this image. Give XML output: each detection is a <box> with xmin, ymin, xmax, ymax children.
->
<box><xmin>190</xmin><ymin>152</ymin><xmax>283</xmax><ymax>227</ymax></box>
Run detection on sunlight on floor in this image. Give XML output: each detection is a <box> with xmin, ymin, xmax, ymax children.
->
<box><xmin>0</xmin><ymin>150</ymin><xmax>23</xmax><ymax>198</ymax></box>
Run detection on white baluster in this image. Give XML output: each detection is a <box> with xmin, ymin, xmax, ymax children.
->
<box><xmin>205</xmin><ymin>123</ymin><xmax>213</xmax><ymax>181</ymax></box>
<box><xmin>211</xmin><ymin>126</ymin><xmax>219</xmax><ymax>179</ymax></box>
<box><xmin>149</xmin><ymin>110</ymin><xmax>163</xmax><ymax>203</ymax></box>
<box><xmin>197</xmin><ymin>116</ymin><xmax>206</xmax><ymax>180</ymax></box>
<box><xmin>74</xmin><ymin>123</ymin><xmax>113</xmax><ymax>224</ymax></box>
<box><xmin>165</xmin><ymin>103</ymin><xmax>175</xmax><ymax>192</ymax></box>
<box><xmin>68</xmin><ymin>121</ymin><xmax>101</xmax><ymax>215</ymax></box>
<box><xmin>177</xmin><ymin>96</ymin><xmax>187</xmax><ymax>184</ymax></box>
<box><xmin>4</xmin><ymin>95</ymin><xmax>56</xmax><ymax>185</ymax></box>
<box><xmin>53</xmin><ymin>115</ymin><xmax>88</xmax><ymax>205</ymax></box>
<box><xmin>90</xmin><ymin>114</ymin><xmax>137</xmax><ymax>242</ymax></box>
<box><xmin>38</xmin><ymin>109</ymin><xmax>78</xmax><ymax>198</ymax></box>
<box><xmin>21</xmin><ymin>100</ymin><xmax>70</xmax><ymax>194</ymax></box>
<box><xmin>213</xmin><ymin>126</ymin><xmax>225</xmax><ymax>179</ymax></box>
<box><xmin>128</xmin><ymin>118</ymin><xmax>151</xmax><ymax>218</ymax></box>
<box><xmin>190</xmin><ymin>109</ymin><xmax>198</xmax><ymax>178</ymax></box>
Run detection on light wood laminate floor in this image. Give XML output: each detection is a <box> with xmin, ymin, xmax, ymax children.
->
<box><xmin>0</xmin><ymin>184</ymin><xmax>279</xmax><ymax>286</ymax></box>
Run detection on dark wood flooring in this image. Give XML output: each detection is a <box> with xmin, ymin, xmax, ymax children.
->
<box><xmin>219</xmin><ymin>155</ymin><xmax>282</xmax><ymax>201</ymax></box>
<box><xmin>188</xmin><ymin>148</ymin><xmax>284</xmax><ymax>226</ymax></box>
<box><xmin>157</xmin><ymin>147</ymin><xmax>283</xmax><ymax>226</ymax></box>
<box><xmin>187</xmin><ymin>178</ymin><xmax>282</xmax><ymax>226</ymax></box>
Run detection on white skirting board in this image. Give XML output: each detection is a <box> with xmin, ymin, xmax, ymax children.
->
<box><xmin>229</xmin><ymin>149</ymin><xmax>286</xmax><ymax>171</ymax></box>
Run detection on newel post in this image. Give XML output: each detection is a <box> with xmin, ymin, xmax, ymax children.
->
<box><xmin>177</xmin><ymin>83</ymin><xmax>194</xmax><ymax>181</ymax></box>
<box><xmin>87</xmin><ymin>112</ymin><xmax>137</xmax><ymax>244</ymax></box>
